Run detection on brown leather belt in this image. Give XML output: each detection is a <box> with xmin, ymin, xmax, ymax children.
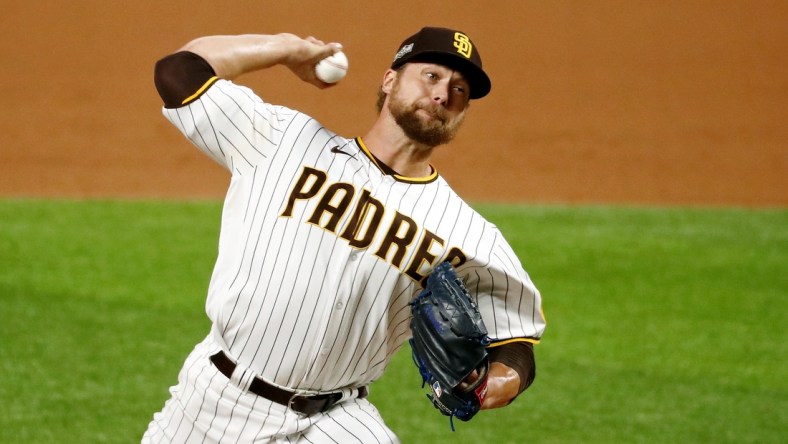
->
<box><xmin>209</xmin><ymin>351</ymin><xmax>367</xmax><ymax>416</ymax></box>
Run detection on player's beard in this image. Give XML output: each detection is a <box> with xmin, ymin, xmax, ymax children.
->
<box><xmin>387</xmin><ymin>81</ymin><xmax>466</xmax><ymax>147</ymax></box>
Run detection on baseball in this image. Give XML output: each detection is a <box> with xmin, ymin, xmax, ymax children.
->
<box><xmin>315</xmin><ymin>51</ymin><xmax>348</xmax><ymax>84</ymax></box>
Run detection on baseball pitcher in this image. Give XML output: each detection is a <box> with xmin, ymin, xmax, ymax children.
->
<box><xmin>142</xmin><ymin>26</ymin><xmax>546</xmax><ymax>443</ymax></box>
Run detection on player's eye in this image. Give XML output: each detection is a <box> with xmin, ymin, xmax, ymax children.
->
<box><xmin>451</xmin><ymin>84</ymin><xmax>469</xmax><ymax>99</ymax></box>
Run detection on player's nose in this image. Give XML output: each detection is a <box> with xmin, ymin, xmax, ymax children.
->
<box><xmin>430</xmin><ymin>83</ymin><xmax>450</xmax><ymax>106</ymax></box>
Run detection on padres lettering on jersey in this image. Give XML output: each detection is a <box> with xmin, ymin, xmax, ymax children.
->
<box><xmin>280</xmin><ymin>165</ymin><xmax>468</xmax><ymax>282</ymax></box>
<box><xmin>163</xmin><ymin>78</ymin><xmax>546</xmax><ymax>392</ymax></box>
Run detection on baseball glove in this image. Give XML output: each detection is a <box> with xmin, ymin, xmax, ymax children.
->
<box><xmin>409</xmin><ymin>262</ymin><xmax>491</xmax><ymax>429</ymax></box>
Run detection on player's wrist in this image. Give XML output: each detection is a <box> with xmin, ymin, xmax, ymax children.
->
<box><xmin>481</xmin><ymin>362</ymin><xmax>521</xmax><ymax>409</ymax></box>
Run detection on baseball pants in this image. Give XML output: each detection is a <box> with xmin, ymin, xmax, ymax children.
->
<box><xmin>142</xmin><ymin>334</ymin><xmax>399</xmax><ymax>443</ymax></box>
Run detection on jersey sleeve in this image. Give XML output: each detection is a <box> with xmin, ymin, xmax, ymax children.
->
<box><xmin>461</xmin><ymin>229</ymin><xmax>546</xmax><ymax>345</ymax></box>
<box><xmin>154</xmin><ymin>51</ymin><xmax>296</xmax><ymax>173</ymax></box>
<box><xmin>154</xmin><ymin>51</ymin><xmax>218</xmax><ymax>108</ymax></box>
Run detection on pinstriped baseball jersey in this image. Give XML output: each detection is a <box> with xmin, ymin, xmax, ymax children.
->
<box><xmin>163</xmin><ymin>78</ymin><xmax>546</xmax><ymax>392</ymax></box>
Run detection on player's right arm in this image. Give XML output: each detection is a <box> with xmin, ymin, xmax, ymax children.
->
<box><xmin>181</xmin><ymin>34</ymin><xmax>342</xmax><ymax>83</ymax></box>
<box><xmin>152</xmin><ymin>33</ymin><xmax>339</xmax><ymax>170</ymax></box>
<box><xmin>180</xmin><ymin>34</ymin><xmax>340</xmax><ymax>84</ymax></box>
<box><xmin>154</xmin><ymin>34</ymin><xmax>340</xmax><ymax>108</ymax></box>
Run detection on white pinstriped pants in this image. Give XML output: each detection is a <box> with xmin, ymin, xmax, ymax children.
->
<box><xmin>142</xmin><ymin>334</ymin><xmax>399</xmax><ymax>443</ymax></box>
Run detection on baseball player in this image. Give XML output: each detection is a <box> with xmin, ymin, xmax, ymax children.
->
<box><xmin>143</xmin><ymin>27</ymin><xmax>546</xmax><ymax>443</ymax></box>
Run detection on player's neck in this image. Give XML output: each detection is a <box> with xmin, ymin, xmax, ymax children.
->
<box><xmin>363</xmin><ymin>119</ymin><xmax>435</xmax><ymax>178</ymax></box>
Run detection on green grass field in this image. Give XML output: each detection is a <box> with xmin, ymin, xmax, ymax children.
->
<box><xmin>1</xmin><ymin>199</ymin><xmax>785</xmax><ymax>443</ymax></box>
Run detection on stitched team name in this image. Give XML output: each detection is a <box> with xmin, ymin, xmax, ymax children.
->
<box><xmin>280</xmin><ymin>167</ymin><xmax>467</xmax><ymax>282</ymax></box>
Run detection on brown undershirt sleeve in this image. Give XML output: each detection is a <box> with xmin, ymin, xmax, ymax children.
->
<box><xmin>487</xmin><ymin>341</ymin><xmax>536</xmax><ymax>395</ymax></box>
<box><xmin>154</xmin><ymin>51</ymin><xmax>217</xmax><ymax>108</ymax></box>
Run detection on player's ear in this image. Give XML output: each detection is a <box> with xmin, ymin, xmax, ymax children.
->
<box><xmin>381</xmin><ymin>69</ymin><xmax>398</xmax><ymax>94</ymax></box>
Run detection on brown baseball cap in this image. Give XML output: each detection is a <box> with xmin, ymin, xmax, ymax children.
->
<box><xmin>391</xmin><ymin>27</ymin><xmax>492</xmax><ymax>99</ymax></box>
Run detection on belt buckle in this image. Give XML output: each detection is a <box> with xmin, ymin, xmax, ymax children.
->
<box><xmin>320</xmin><ymin>392</ymin><xmax>342</xmax><ymax>413</ymax></box>
<box><xmin>287</xmin><ymin>392</ymin><xmax>306</xmax><ymax>416</ymax></box>
<box><xmin>287</xmin><ymin>391</ymin><xmax>341</xmax><ymax>416</ymax></box>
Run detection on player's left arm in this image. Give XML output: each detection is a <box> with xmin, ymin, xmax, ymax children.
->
<box><xmin>462</xmin><ymin>231</ymin><xmax>546</xmax><ymax>409</ymax></box>
<box><xmin>482</xmin><ymin>341</ymin><xmax>536</xmax><ymax>409</ymax></box>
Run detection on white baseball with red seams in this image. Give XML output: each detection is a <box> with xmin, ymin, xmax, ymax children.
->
<box><xmin>315</xmin><ymin>51</ymin><xmax>348</xmax><ymax>83</ymax></box>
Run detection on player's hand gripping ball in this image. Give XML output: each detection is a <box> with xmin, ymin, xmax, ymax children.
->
<box><xmin>315</xmin><ymin>51</ymin><xmax>348</xmax><ymax>83</ymax></box>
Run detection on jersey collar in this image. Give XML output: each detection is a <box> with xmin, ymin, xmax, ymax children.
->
<box><xmin>355</xmin><ymin>137</ymin><xmax>439</xmax><ymax>184</ymax></box>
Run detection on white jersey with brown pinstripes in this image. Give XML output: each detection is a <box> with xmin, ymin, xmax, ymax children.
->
<box><xmin>162</xmin><ymin>78</ymin><xmax>546</xmax><ymax>393</ymax></box>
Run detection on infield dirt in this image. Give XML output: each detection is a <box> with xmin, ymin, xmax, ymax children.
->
<box><xmin>1</xmin><ymin>1</ymin><xmax>785</xmax><ymax>206</ymax></box>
